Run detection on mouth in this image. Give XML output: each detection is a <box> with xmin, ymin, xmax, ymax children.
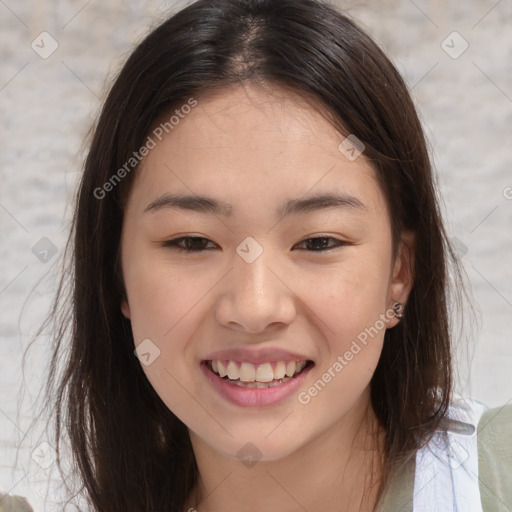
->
<box><xmin>203</xmin><ymin>359</ymin><xmax>315</xmax><ymax>389</ymax></box>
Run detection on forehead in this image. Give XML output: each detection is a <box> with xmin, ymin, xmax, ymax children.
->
<box><xmin>149</xmin><ymin>84</ymin><xmax>351</xmax><ymax>160</ymax></box>
<box><xmin>129</xmin><ymin>83</ymin><xmax>384</xmax><ymax>216</ymax></box>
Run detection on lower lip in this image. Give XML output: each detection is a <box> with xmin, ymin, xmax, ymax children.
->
<box><xmin>200</xmin><ymin>361</ymin><xmax>313</xmax><ymax>407</ymax></box>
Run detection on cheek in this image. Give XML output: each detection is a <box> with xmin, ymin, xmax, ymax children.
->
<box><xmin>295</xmin><ymin>251</ymin><xmax>391</xmax><ymax>397</ymax></box>
<box><xmin>123</xmin><ymin>259</ymin><xmax>215</xmax><ymax>425</ymax></box>
<box><xmin>123</xmin><ymin>251</ymin><xmax>210</xmax><ymax>341</ymax></box>
<box><xmin>296</xmin><ymin>265</ymin><xmax>388</xmax><ymax>416</ymax></box>
<box><xmin>302</xmin><ymin>253</ymin><xmax>391</xmax><ymax>334</ymax></box>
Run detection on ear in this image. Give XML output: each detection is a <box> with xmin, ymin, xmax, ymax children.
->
<box><xmin>121</xmin><ymin>298</ymin><xmax>132</xmax><ymax>319</ymax></box>
<box><xmin>386</xmin><ymin>231</ymin><xmax>415</xmax><ymax>328</ymax></box>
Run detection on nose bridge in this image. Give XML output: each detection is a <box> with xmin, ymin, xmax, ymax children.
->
<box><xmin>214</xmin><ymin>240</ymin><xmax>296</xmax><ymax>331</ymax></box>
<box><xmin>233</xmin><ymin>235</ymin><xmax>277</xmax><ymax>291</ymax></box>
<box><xmin>233</xmin><ymin>242</ymin><xmax>283</xmax><ymax>306</ymax></box>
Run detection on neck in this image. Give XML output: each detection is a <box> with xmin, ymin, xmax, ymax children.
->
<box><xmin>185</xmin><ymin>397</ymin><xmax>387</xmax><ymax>512</ymax></box>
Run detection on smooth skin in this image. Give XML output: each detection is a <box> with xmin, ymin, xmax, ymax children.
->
<box><xmin>120</xmin><ymin>83</ymin><xmax>414</xmax><ymax>512</ymax></box>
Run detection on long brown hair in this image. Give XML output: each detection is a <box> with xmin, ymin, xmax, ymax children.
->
<box><xmin>38</xmin><ymin>0</ymin><xmax>464</xmax><ymax>509</ymax></box>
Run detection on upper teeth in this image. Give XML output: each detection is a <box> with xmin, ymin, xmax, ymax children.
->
<box><xmin>211</xmin><ymin>360</ymin><xmax>307</xmax><ymax>382</ymax></box>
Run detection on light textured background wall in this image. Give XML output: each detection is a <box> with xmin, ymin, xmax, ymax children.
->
<box><xmin>1</xmin><ymin>0</ymin><xmax>511</xmax><ymax>509</ymax></box>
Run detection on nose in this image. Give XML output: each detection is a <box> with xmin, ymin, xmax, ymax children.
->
<box><xmin>214</xmin><ymin>246</ymin><xmax>297</xmax><ymax>334</ymax></box>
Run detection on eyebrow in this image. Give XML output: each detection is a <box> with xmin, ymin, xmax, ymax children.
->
<box><xmin>143</xmin><ymin>192</ymin><xmax>366</xmax><ymax>217</ymax></box>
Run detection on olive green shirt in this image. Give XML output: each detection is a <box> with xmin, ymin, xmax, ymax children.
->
<box><xmin>377</xmin><ymin>404</ymin><xmax>512</xmax><ymax>512</ymax></box>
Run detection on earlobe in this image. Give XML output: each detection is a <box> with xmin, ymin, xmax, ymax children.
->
<box><xmin>121</xmin><ymin>298</ymin><xmax>131</xmax><ymax>319</ymax></box>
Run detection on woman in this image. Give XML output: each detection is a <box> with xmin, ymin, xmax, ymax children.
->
<box><xmin>26</xmin><ymin>0</ymin><xmax>511</xmax><ymax>511</ymax></box>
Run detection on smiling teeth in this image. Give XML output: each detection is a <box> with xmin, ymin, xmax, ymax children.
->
<box><xmin>210</xmin><ymin>360</ymin><xmax>307</xmax><ymax>382</ymax></box>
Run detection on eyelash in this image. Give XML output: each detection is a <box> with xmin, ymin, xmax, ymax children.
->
<box><xmin>161</xmin><ymin>236</ymin><xmax>348</xmax><ymax>253</ymax></box>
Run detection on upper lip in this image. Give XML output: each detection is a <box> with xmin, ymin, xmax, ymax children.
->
<box><xmin>203</xmin><ymin>347</ymin><xmax>313</xmax><ymax>365</ymax></box>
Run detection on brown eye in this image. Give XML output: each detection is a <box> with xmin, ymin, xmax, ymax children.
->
<box><xmin>293</xmin><ymin>237</ymin><xmax>347</xmax><ymax>251</ymax></box>
<box><xmin>162</xmin><ymin>237</ymin><xmax>218</xmax><ymax>252</ymax></box>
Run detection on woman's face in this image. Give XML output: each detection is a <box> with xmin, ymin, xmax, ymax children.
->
<box><xmin>120</xmin><ymin>83</ymin><xmax>413</xmax><ymax>462</ymax></box>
